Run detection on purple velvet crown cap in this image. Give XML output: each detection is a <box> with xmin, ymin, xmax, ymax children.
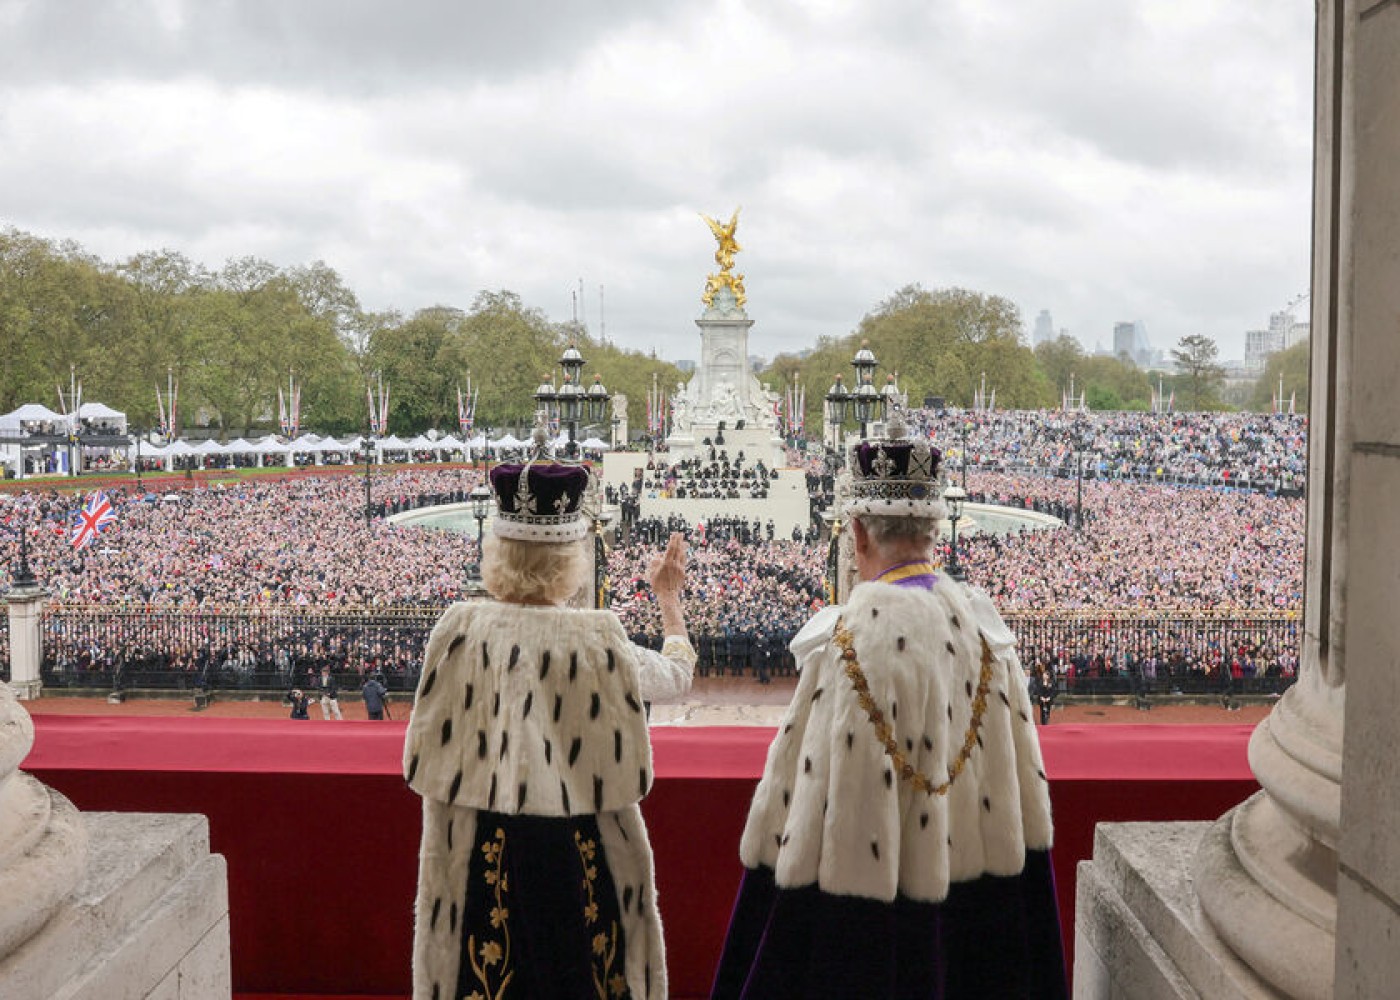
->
<box><xmin>489</xmin><ymin>462</ymin><xmax>589</xmax><ymax>516</ymax></box>
<box><xmin>488</xmin><ymin>462</ymin><xmax>592</xmax><ymax>542</ymax></box>
<box><xmin>851</xmin><ymin>439</ymin><xmax>942</xmax><ymax>486</ymax></box>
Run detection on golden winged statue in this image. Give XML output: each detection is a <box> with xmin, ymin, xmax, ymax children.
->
<box><xmin>702</xmin><ymin>208</ymin><xmax>742</xmax><ymax>272</ymax></box>
<box><xmin>700</xmin><ymin>207</ymin><xmax>747</xmax><ymax>309</ymax></box>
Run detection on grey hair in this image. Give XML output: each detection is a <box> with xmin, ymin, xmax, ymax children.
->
<box><xmin>855</xmin><ymin>514</ymin><xmax>940</xmax><ymax>546</ymax></box>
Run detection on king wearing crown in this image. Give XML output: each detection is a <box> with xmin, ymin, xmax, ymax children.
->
<box><xmin>712</xmin><ymin>415</ymin><xmax>1067</xmax><ymax>999</ymax></box>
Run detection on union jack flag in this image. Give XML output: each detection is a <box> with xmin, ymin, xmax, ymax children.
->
<box><xmin>72</xmin><ymin>491</ymin><xmax>117</xmax><ymax>550</ymax></box>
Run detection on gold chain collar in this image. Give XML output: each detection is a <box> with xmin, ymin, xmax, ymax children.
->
<box><xmin>832</xmin><ymin>616</ymin><xmax>994</xmax><ymax>797</ymax></box>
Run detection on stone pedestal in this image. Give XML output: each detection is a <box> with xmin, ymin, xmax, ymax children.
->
<box><xmin>667</xmin><ymin>287</ymin><xmax>784</xmax><ymax>468</ymax></box>
<box><xmin>1074</xmin><ymin>823</ymin><xmax>1280</xmax><ymax>999</ymax></box>
<box><xmin>0</xmin><ymin>679</ymin><xmax>230</xmax><ymax>998</ymax></box>
<box><xmin>0</xmin><ymin>812</ymin><xmax>230</xmax><ymax>1000</ymax></box>
<box><xmin>5</xmin><ymin>584</ymin><xmax>47</xmax><ymax>700</ymax></box>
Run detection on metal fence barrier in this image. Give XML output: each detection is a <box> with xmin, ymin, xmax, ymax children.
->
<box><xmin>1002</xmin><ymin>608</ymin><xmax>1300</xmax><ymax>698</ymax></box>
<box><xmin>40</xmin><ymin>606</ymin><xmax>440</xmax><ymax>695</ymax></box>
<box><xmin>34</xmin><ymin>604</ymin><xmax>1301</xmax><ymax>700</ymax></box>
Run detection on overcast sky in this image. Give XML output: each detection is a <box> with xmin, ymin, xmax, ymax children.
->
<box><xmin>0</xmin><ymin>0</ymin><xmax>1314</xmax><ymax>364</ymax></box>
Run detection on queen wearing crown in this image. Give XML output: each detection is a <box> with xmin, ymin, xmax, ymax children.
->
<box><xmin>403</xmin><ymin>457</ymin><xmax>695</xmax><ymax>1000</ymax></box>
<box><xmin>711</xmin><ymin>416</ymin><xmax>1066</xmax><ymax>999</ymax></box>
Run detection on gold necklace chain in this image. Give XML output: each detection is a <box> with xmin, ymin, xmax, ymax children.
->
<box><xmin>832</xmin><ymin>616</ymin><xmax>994</xmax><ymax>797</ymax></box>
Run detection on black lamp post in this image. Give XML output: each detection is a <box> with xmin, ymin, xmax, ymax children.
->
<box><xmin>534</xmin><ymin>344</ymin><xmax>610</xmax><ymax>460</ymax></box>
<box><xmin>849</xmin><ymin>342</ymin><xmax>881</xmax><ymax>439</ymax></box>
<box><xmin>1074</xmin><ymin>421</ymin><xmax>1085</xmax><ymax>531</ymax></box>
<box><xmin>825</xmin><ymin>342</ymin><xmax>892</xmax><ymax>457</ymax></box>
<box><xmin>364</xmin><ymin>427</ymin><xmax>374</xmax><ymax>526</ymax></box>
<box><xmin>944</xmin><ymin>485</ymin><xmax>967</xmax><ymax>581</ymax></box>
<box><xmin>12</xmin><ymin>503</ymin><xmax>38</xmax><ymax>588</ymax></box>
<box><xmin>468</xmin><ymin>483</ymin><xmax>491</xmax><ymax>575</ymax></box>
<box><xmin>824</xmin><ymin>373</ymin><xmax>850</xmax><ymax>454</ymax></box>
<box><xmin>880</xmin><ymin>374</ymin><xmax>902</xmax><ymax>425</ymax></box>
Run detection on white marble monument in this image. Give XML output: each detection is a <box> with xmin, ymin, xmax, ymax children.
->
<box><xmin>664</xmin><ymin>210</ymin><xmax>785</xmax><ymax>468</ymax></box>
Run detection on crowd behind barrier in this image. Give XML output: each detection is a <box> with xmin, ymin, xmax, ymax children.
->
<box><xmin>38</xmin><ymin>605</ymin><xmax>437</xmax><ymax>694</ymax></box>
<box><xmin>1</xmin><ymin>408</ymin><xmax>1310</xmax><ymax>694</ymax></box>
<box><xmin>1</xmin><ymin>469</ymin><xmax>487</xmax><ymax>608</ymax></box>
<box><xmin>957</xmin><ymin>473</ymin><xmax>1303</xmax><ymax>610</ymax></box>
<box><xmin>33</xmin><ymin>604</ymin><xmax>1298</xmax><ymax>702</ymax></box>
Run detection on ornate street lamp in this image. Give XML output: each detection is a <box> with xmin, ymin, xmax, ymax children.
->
<box><xmin>535</xmin><ymin>344</ymin><xmax>611</xmax><ymax>460</ymax></box>
<box><xmin>824</xmin><ymin>373</ymin><xmax>851</xmax><ymax>459</ymax></box>
<box><xmin>960</xmin><ymin>419</ymin><xmax>972</xmax><ymax>492</ymax></box>
<box><xmin>533</xmin><ymin>373</ymin><xmax>558</xmax><ymax>416</ymax></box>
<box><xmin>824</xmin><ymin>374</ymin><xmax>850</xmax><ymax>426</ymax></box>
<box><xmin>850</xmin><ymin>342</ymin><xmax>883</xmax><ymax>436</ymax></box>
<box><xmin>826</xmin><ymin>342</ymin><xmax>894</xmax><ymax>454</ymax></box>
<box><xmin>880</xmin><ymin>373</ymin><xmax>902</xmax><ymax>416</ymax></box>
<box><xmin>11</xmin><ymin>501</ymin><xmax>38</xmax><ymax>589</ymax></box>
<box><xmin>586</xmin><ymin>376</ymin><xmax>610</xmax><ymax>427</ymax></box>
<box><xmin>468</xmin><ymin>483</ymin><xmax>491</xmax><ymax>578</ymax></box>
<box><xmin>944</xmin><ymin>485</ymin><xmax>967</xmax><ymax>581</ymax></box>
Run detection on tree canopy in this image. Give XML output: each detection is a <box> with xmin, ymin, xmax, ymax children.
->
<box><xmin>1170</xmin><ymin>334</ymin><xmax>1227</xmax><ymax>411</ymax></box>
<box><xmin>1</xmin><ymin>227</ymin><xmax>1295</xmax><ymax>437</ymax></box>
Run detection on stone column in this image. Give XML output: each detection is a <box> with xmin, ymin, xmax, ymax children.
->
<box><xmin>1075</xmin><ymin>3</ymin><xmax>1400</xmax><ymax>997</ymax></box>
<box><xmin>1330</xmin><ymin>1</ymin><xmax>1400</xmax><ymax>993</ymax></box>
<box><xmin>1196</xmin><ymin>4</ymin><xmax>1400</xmax><ymax>995</ymax></box>
<box><xmin>1188</xmin><ymin>3</ymin><xmax>1354</xmax><ymax>993</ymax></box>
<box><xmin>5</xmin><ymin>583</ymin><xmax>47</xmax><ymax>701</ymax></box>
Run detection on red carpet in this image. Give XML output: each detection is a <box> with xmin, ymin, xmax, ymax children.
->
<box><xmin>26</xmin><ymin>718</ymin><xmax>1258</xmax><ymax>998</ymax></box>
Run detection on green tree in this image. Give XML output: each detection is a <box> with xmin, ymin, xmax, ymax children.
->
<box><xmin>452</xmin><ymin>291</ymin><xmax>564</xmax><ymax>431</ymax></box>
<box><xmin>114</xmin><ymin>249</ymin><xmax>211</xmax><ymax>429</ymax></box>
<box><xmin>1248</xmin><ymin>341</ymin><xmax>1310</xmax><ymax>413</ymax></box>
<box><xmin>764</xmin><ymin>284</ymin><xmax>1051</xmax><ymax>431</ymax></box>
<box><xmin>1170</xmin><ymin>334</ymin><xmax>1226</xmax><ymax>411</ymax></box>
<box><xmin>1033</xmin><ymin>336</ymin><xmax>1086</xmax><ymax>403</ymax></box>
<box><xmin>1080</xmin><ymin>355</ymin><xmax>1153</xmax><ymax>410</ymax></box>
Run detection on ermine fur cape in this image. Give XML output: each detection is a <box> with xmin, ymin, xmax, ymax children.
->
<box><xmin>739</xmin><ymin>579</ymin><xmax>1054</xmax><ymax>903</ymax></box>
<box><xmin>403</xmin><ymin>601</ymin><xmax>666</xmax><ymax>1000</ymax></box>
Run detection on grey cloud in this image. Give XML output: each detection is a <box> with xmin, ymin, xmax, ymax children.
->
<box><xmin>0</xmin><ymin>0</ymin><xmax>667</xmax><ymax>91</ymax></box>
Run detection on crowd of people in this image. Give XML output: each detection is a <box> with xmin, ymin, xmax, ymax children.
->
<box><xmin>909</xmin><ymin>408</ymin><xmax>1308</xmax><ymax>491</ymax></box>
<box><xmin>623</xmin><ymin>448</ymin><xmax>779</xmax><ymax>500</ymax></box>
<box><xmin>0</xmin><ymin>408</ymin><xmax>1313</xmax><ymax>689</ymax></box>
<box><xmin>958</xmin><ymin>472</ymin><xmax>1304</xmax><ymax>610</ymax></box>
<box><xmin>609</xmin><ymin>529</ymin><xmax>824</xmax><ymax>680</ymax></box>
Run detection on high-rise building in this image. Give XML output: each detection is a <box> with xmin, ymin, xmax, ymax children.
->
<box><xmin>1112</xmin><ymin>321</ymin><xmax>1153</xmax><ymax>366</ymax></box>
<box><xmin>1245</xmin><ymin>310</ymin><xmax>1295</xmax><ymax>372</ymax></box>
<box><xmin>1244</xmin><ymin>329</ymin><xmax>1283</xmax><ymax>372</ymax></box>
<box><xmin>1288</xmin><ymin>320</ymin><xmax>1311</xmax><ymax>349</ymax></box>
<box><xmin>1033</xmin><ymin>310</ymin><xmax>1055</xmax><ymax>346</ymax></box>
<box><xmin>1113</xmin><ymin>322</ymin><xmax>1136</xmax><ymax>359</ymax></box>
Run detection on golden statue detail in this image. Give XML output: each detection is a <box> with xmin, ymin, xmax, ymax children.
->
<box><xmin>701</xmin><ymin>207</ymin><xmax>747</xmax><ymax>309</ymax></box>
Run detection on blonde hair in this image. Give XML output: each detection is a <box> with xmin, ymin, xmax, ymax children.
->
<box><xmin>481</xmin><ymin>534</ymin><xmax>590</xmax><ymax>606</ymax></box>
